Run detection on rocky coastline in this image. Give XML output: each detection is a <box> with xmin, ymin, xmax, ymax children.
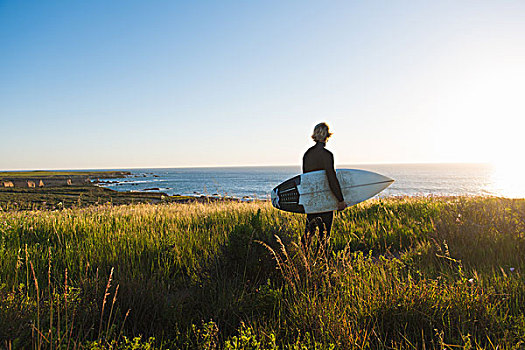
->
<box><xmin>0</xmin><ymin>171</ymin><xmax>236</xmax><ymax>210</ymax></box>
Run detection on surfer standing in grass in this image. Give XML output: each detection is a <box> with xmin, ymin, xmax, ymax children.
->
<box><xmin>302</xmin><ymin>122</ymin><xmax>347</xmax><ymax>247</ymax></box>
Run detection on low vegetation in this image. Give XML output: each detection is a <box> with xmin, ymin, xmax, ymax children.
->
<box><xmin>0</xmin><ymin>186</ymin><xmax>198</xmax><ymax>210</ymax></box>
<box><xmin>0</xmin><ymin>197</ymin><xmax>524</xmax><ymax>349</ymax></box>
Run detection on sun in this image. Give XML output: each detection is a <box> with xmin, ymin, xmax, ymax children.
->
<box><xmin>490</xmin><ymin>156</ymin><xmax>525</xmax><ymax>198</ymax></box>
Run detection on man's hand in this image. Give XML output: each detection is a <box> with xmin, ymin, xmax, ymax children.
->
<box><xmin>336</xmin><ymin>201</ymin><xmax>347</xmax><ymax>211</ymax></box>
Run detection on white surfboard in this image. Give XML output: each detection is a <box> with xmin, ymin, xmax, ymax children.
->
<box><xmin>271</xmin><ymin>169</ymin><xmax>394</xmax><ymax>214</ymax></box>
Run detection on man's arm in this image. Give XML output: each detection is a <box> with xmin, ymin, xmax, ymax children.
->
<box><xmin>324</xmin><ymin>153</ymin><xmax>344</xmax><ymax>203</ymax></box>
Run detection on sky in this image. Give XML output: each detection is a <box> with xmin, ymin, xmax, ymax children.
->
<box><xmin>1</xmin><ymin>0</ymin><xmax>524</xmax><ymax>170</ymax></box>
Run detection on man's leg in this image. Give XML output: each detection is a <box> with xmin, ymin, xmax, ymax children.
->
<box><xmin>304</xmin><ymin>212</ymin><xmax>333</xmax><ymax>245</ymax></box>
<box><xmin>303</xmin><ymin>214</ymin><xmax>316</xmax><ymax>246</ymax></box>
<box><xmin>318</xmin><ymin>211</ymin><xmax>333</xmax><ymax>243</ymax></box>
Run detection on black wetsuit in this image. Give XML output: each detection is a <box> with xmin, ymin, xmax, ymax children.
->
<box><xmin>302</xmin><ymin>142</ymin><xmax>344</xmax><ymax>244</ymax></box>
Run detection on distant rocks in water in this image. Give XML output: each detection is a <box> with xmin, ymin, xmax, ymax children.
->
<box><xmin>143</xmin><ymin>187</ymin><xmax>161</xmax><ymax>191</ymax></box>
<box><xmin>94</xmin><ymin>180</ymin><xmax>120</xmax><ymax>184</ymax></box>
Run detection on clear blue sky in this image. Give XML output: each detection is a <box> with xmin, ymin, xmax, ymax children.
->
<box><xmin>1</xmin><ymin>0</ymin><xmax>524</xmax><ymax>170</ymax></box>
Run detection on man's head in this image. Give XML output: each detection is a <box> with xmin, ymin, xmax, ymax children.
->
<box><xmin>311</xmin><ymin>122</ymin><xmax>332</xmax><ymax>143</ymax></box>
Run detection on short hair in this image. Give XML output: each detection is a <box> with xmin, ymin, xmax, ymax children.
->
<box><xmin>311</xmin><ymin>122</ymin><xmax>332</xmax><ymax>142</ymax></box>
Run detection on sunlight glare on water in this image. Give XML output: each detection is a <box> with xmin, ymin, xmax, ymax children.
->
<box><xmin>489</xmin><ymin>162</ymin><xmax>525</xmax><ymax>199</ymax></box>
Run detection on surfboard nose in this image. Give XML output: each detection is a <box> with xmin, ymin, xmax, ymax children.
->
<box><xmin>371</xmin><ymin>171</ymin><xmax>394</xmax><ymax>184</ymax></box>
<box><xmin>371</xmin><ymin>173</ymin><xmax>394</xmax><ymax>197</ymax></box>
<box><xmin>373</xmin><ymin>173</ymin><xmax>394</xmax><ymax>190</ymax></box>
<box><xmin>382</xmin><ymin>174</ymin><xmax>394</xmax><ymax>184</ymax></box>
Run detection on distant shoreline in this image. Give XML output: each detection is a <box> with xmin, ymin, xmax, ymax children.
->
<box><xmin>0</xmin><ymin>170</ymin><xmax>242</xmax><ymax>210</ymax></box>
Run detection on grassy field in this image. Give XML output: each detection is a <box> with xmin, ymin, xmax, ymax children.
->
<box><xmin>0</xmin><ymin>197</ymin><xmax>524</xmax><ymax>349</ymax></box>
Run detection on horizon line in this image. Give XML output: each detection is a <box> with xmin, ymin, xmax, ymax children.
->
<box><xmin>0</xmin><ymin>161</ymin><xmax>492</xmax><ymax>172</ymax></box>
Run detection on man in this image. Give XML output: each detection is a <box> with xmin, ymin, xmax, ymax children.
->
<box><xmin>302</xmin><ymin>122</ymin><xmax>347</xmax><ymax>246</ymax></box>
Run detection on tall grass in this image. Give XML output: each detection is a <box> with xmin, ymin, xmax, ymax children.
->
<box><xmin>0</xmin><ymin>197</ymin><xmax>524</xmax><ymax>348</ymax></box>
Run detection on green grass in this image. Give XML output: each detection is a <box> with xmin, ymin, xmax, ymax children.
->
<box><xmin>0</xmin><ymin>197</ymin><xmax>524</xmax><ymax>349</ymax></box>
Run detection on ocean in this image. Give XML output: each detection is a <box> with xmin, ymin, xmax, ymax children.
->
<box><xmin>94</xmin><ymin>163</ymin><xmax>524</xmax><ymax>200</ymax></box>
